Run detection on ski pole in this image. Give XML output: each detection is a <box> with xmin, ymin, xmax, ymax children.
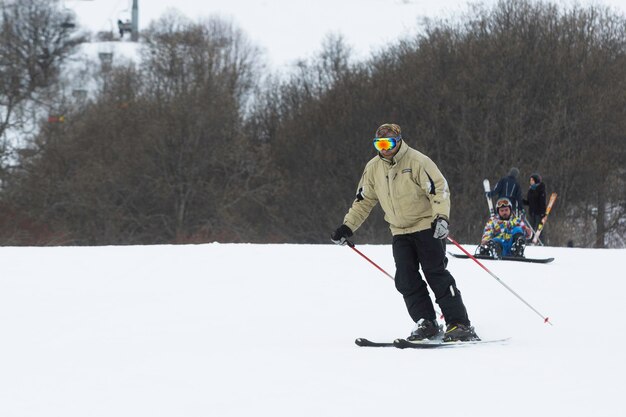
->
<box><xmin>344</xmin><ymin>240</ymin><xmax>445</xmax><ymax>320</ymax></box>
<box><xmin>446</xmin><ymin>235</ymin><xmax>552</xmax><ymax>326</ymax></box>
<box><xmin>346</xmin><ymin>240</ymin><xmax>394</xmax><ymax>280</ymax></box>
<box><xmin>521</xmin><ymin>212</ymin><xmax>543</xmax><ymax>246</ymax></box>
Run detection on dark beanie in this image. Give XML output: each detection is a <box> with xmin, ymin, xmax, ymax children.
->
<box><xmin>509</xmin><ymin>167</ymin><xmax>520</xmax><ymax>178</ymax></box>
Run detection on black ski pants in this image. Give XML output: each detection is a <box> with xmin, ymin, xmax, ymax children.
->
<box><xmin>392</xmin><ymin>230</ymin><xmax>470</xmax><ymax>326</ymax></box>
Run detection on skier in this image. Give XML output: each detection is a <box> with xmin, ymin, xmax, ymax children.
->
<box><xmin>330</xmin><ymin>123</ymin><xmax>478</xmax><ymax>342</ymax></box>
<box><xmin>487</xmin><ymin>167</ymin><xmax>524</xmax><ymax>215</ymax></box>
<box><xmin>523</xmin><ymin>173</ymin><xmax>547</xmax><ymax>241</ymax></box>
<box><xmin>479</xmin><ymin>197</ymin><xmax>532</xmax><ymax>258</ymax></box>
<box><xmin>118</xmin><ymin>19</ymin><xmax>132</xmax><ymax>38</ymax></box>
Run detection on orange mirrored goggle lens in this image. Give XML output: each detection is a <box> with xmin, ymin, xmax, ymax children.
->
<box><xmin>496</xmin><ymin>199</ymin><xmax>511</xmax><ymax>209</ymax></box>
<box><xmin>373</xmin><ymin>137</ymin><xmax>398</xmax><ymax>152</ymax></box>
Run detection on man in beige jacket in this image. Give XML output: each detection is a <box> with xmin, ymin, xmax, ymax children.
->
<box><xmin>331</xmin><ymin>123</ymin><xmax>478</xmax><ymax>343</ymax></box>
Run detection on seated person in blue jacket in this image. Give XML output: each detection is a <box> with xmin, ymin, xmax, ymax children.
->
<box><xmin>478</xmin><ymin>197</ymin><xmax>533</xmax><ymax>258</ymax></box>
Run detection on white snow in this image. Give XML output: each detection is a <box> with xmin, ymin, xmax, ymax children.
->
<box><xmin>0</xmin><ymin>242</ymin><xmax>623</xmax><ymax>416</ymax></box>
<box><xmin>6</xmin><ymin>2</ymin><xmax>623</xmax><ymax>415</ymax></box>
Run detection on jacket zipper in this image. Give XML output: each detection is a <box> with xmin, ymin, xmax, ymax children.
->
<box><xmin>387</xmin><ymin>170</ymin><xmax>398</xmax><ymax>216</ymax></box>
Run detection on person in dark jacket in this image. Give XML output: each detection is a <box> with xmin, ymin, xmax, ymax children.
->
<box><xmin>487</xmin><ymin>167</ymin><xmax>524</xmax><ymax>215</ymax></box>
<box><xmin>523</xmin><ymin>173</ymin><xmax>547</xmax><ymax>237</ymax></box>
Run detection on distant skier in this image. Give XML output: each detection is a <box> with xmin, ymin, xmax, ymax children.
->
<box><xmin>487</xmin><ymin>167</ymin><xmax>524</xmax><ymax>215</ymax></box>
<box><xmin>330</xmin><ymin>123</ymin><xmax>478</xmax><ymax>343</ymax></box>
<box><xmin>479</xmin><ymin>197</ymin><xmax>532</xmax><ymax>258</ymax></box>
<box><xmin>118</xmin><ymin>19</ymin><xmax>132</xmax><ymax>38</ymax></box>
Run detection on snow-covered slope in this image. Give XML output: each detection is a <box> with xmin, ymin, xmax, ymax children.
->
<box><xmin>0</xmin><ymin>243</ymin><xmax>623</xmax><ymax>416</ymax></box>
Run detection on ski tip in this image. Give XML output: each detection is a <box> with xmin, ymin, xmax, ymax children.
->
<box><xmin>355</xmin><ymin>338</ymin><xmax>396</xmax><ymax>347</ymax></box>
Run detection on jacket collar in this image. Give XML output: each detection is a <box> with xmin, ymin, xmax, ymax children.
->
<box><xmin>378</xmin><ymin>140</ymin><xmax>408</xmax><ymax>165</ymax></box>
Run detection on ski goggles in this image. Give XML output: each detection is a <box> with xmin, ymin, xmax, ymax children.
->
<box><xmin>373</xmin><ymin>136</ymin><xmax>399</xmax><ymax>152</ymax></box>
<box><xmin>496</xmin><ymin>199</ymin><xmax>512</xmax><ymax>209</ymax></box>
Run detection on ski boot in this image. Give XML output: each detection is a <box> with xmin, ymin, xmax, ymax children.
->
<box><xmin>407</xmin><ymin>318</ymin><xmax>441</xmax><ymax>341</ymax></box>
<box><xmin>443</xmin><ymin>323</ymin><xmax>480</xmax><ymax>342</ymax></box>
<box><xmin>510</xmin><ymin>233</ymin><xmax>526</xmax><ymax>258</ymax></box>
<box><xmin>477</xmin><ymin>240</ymin><xmax>501</xmax><ymax>259</ymax></box>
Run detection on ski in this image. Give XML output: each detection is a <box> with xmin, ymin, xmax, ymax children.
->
<box><xmin>355</xmin><ymin>337</ymin><xmax>511</xmax><ymax>348</ymax></box>
<box><xmin>532</xmin><ymin>192</ymin><xmax>557</xmax><ymax>244</ymax></box>
<box><xmin>354</xmin><ymin>338</ymin><xmax>395</xmax><ymax>347</ymax></box>
<box><xmin>393</xmin><ymin>337</ymin><xmax>510</xmax><ymax>349</ymax></box>
<box><xmin>448</xmin><ymin>252</ymin><xmax>554</xmax><ymax>264</ymax></box>
<box><xmin>483</xmin><ymin>178</ymin><xmax>495</xmax><ymax>217</ymax></box>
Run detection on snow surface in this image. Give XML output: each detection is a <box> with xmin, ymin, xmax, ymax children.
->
<box><xmin>7</xmin><ymin>2</ymin><xmax>624</xmax><ymax>415</ymax></box>
<box><xmin>1</xmin><ymin>243</ymin><xmax>624</xmax><ymax>416</ymax></box>
<box><xmin>66</xmin><ymin>0</ymin><xmax>626</xmax><ymax>69</ymax></box>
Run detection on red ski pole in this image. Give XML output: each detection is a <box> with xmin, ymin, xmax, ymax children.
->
<box><xmin>346</xmin><ymin>240</ymin><xmax>394</xmax><ymax>280</ymax></box>
<box><xmin>446</xmin><ymin>236</ymin><xmax>552</xmax><ymax>326</ymax></box>
<box><xmin>343</xmin><ymin>240</ymin><xmax>443</xmax><ymax>320</ymax></box>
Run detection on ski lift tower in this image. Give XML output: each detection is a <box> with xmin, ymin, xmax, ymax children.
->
<box><xmin>131</xmin><ymin>0</ymin><xmax>138</xmax><ymax>42</ymax></box>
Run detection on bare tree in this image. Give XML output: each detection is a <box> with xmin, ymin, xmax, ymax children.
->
<box><xmin>255</xmin><ymin>0</ymin><xmax>626</xmax><ymax>246</ymax></box>
<box><xmin>2</xmin><ymin>0</ymin><xmax>625</xmax><ymax>247</ymax></box>
<box><xmin>0</xmin><ymin>0</ymin><xmax>85</xmax><ymax>139</ymax></box>
<box><xmin>3</xmin><ymin>13</ymin><xmax>274</xmax><ymax>245</ymax></box>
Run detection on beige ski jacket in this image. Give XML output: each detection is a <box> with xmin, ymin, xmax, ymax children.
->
<box><xmin>343</xmin><ymin>141</ymin><xmax>451</xmax><ymax>236</ymax></box>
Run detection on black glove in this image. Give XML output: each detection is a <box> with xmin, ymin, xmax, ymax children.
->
<box><xmin>331</xmin><ymin>224</ymin><xmax>353</xmax><ymax>245</ymax></box>
<box><xmin>431</xmin><ymin>217</ymin><xmax>449</xmax><ymax>240</ymax></box>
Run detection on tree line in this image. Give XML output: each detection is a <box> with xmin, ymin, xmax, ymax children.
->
<box><xmin>1</xmin><ymin>0</ymin><xmax>624</xmax><ymax>247</ymax></box>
